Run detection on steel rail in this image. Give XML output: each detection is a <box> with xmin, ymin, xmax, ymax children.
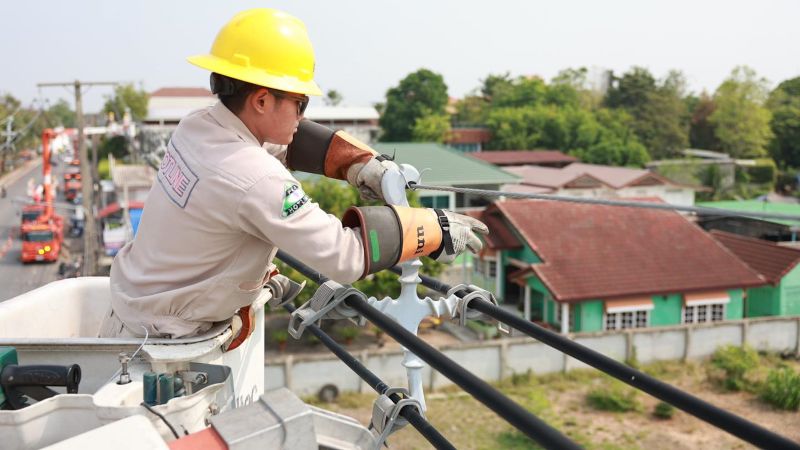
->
<box><xmin>277</xmin><ymin>250</ymin><xmax>583</xmax><ymax>450</ymax></box>
<box><xmin>401</xmin><ymin>268</ymin><xmax>800</xmax><ymax>450</ymax></box>
<box><xmin>282</xmin><ymin>303</ymin><xmax>455</xmax><ymax>450</ymax></box>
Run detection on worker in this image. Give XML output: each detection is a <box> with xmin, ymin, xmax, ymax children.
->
<box><xmin>103</xmin><ymin>8</ymin><xmax>488</xmax><ymax>341</ymax></box>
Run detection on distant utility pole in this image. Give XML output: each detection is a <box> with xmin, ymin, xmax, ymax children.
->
<box><xmin>0</xmin><ymin>116</ymin><xmax>15</xmax><ymax>173</ymax></box>
<box><xmin>38</xmin><ymin>80</ymin><xmax>118</xmax><ymax>276</ymax></box>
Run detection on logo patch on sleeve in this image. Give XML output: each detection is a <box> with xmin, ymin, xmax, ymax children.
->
<box><xmin>281</xmin><ymin>183</ymin><xmax>309</xmax><ymax>218</ymax></box>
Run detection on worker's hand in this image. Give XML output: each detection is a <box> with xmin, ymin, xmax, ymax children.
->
<box><xmin>346</xmin><ymin>156</ymin><xmax>400</xmax><ymax>202</ymax></box>
<box><xmin>432</xmin><ymin>210</ymin><xmax>489</xmax><ymax>263</ymax></box>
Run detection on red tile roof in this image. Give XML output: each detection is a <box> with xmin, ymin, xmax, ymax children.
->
<box><xmin>561</xmin><ymin>163</ymin><xmax>672</xmax><ymax>188</ymax></box>
<box><xmin>469</xmin><ymin>150</ymin><xmax>577</xmax><ymax>166</ymax></box>
<box><xmin>447</xmin><ymin>128</ymin><xmax>492</xmax><ymax>144</ymax></box>
<box><xmin>492</xmin><ymin>199</ymin><xmax>765</xmax><ymax>302</ymax></box>
<box><xmin>151</xmin><ymin>87</ymin><xmax>213</xmax><ymax>97</ymax></box>
<box><xmin>465</xmin><ymin>209</ymin><xmax>522</xmax><ymax>251</ymax></box>
<box><xmin>710</xmin><ymin>230</ymin><xmax>800</xmax><ymax>284</ymax></box>
<box><xmin>503</xmin><ymin>165</ymin><xmax>609</xmax><ymax>189</ymax></box>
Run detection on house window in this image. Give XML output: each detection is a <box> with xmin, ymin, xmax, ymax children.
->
<box><xmin>683</xmin><ymin>304</ymin><xmax>726</xmax><ymax>324</ymax></box>
<box><xmin>420</xmin><ymin>195</ymin><xmax>450</xmax><ymax>209</ymax></box>
<box><xmin>487</xmin><ymin>260</ymin><xmax>497</xmax><ymax>278</ymax></box>
<box><xmin>605</xmin><ymin>310</ymin><xmax>649</xmax><ymax>331</ymax></box>
<box><xmin>473</xmin><ymin>259</ymin><xmax>484</xmax><ymax>276</ymax></box>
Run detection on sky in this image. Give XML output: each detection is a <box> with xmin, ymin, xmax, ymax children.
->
<box><xmin>2</xmin><ymin>0</ymin><xmax>799</xmax><ymax>114</ymax></box>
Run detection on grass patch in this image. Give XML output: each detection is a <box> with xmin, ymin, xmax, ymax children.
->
<box><xmin>586</xmin><ymin>379</ymin><xmax>641</xmax><ymax>412</ymax></box>
<box><xmin>760</xmin><ymin>366</ymin><xmax>800</xmax><ymax>411</ymax></box>
<box><xmin>653</xmin><ymin>401</ymin><xmax>675</xmax><ymax>419</ymax></box>
<box><xmin>709</xmin><ymin>345</ymin><xmax>760</xmax><ymax>392</ymax></box>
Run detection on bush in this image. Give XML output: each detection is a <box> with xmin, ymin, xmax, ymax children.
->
<box><xmin>270</xmin><ymin>329</ymin><xmax>288</xmax><ymax>343</ymax></box>
<box><xmin>653</xmin><ymin>401</ymin><xmax>675</xmax><ymax>419</ymax></box>
<box><xmin>586</xmin><ymin>382</ymin><xmax>640</xmax><ymax>412</ymax></box>
<box><xmin>710</xmin><ymin>345</ymin><xmax>760</xmax><ymax>391</ymax></box>
<box><xmin>760</xmin><ymin>367</ymin><xmax>800</xmax><ymax>411</ymax></box>
<box><xmin>744</xmin><ymin>159</ymin><xmax>777</xmax><ymax>184</ymax></box>
<box><xmin>337</xmin><ymin>326</ymin><xmax>361</xmax><ymax>343</ymax></box>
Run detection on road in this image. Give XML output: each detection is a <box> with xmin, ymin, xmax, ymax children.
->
<box><xmin>0</xmin><ymin>159</ymin><xmax>81</xmax><ymax>301</ymax></box>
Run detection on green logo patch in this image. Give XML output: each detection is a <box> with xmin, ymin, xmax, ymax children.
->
<box><xmin>282</xmin><ymin>183</ymin><xmax>310</xmax><ymax>218</ymax></box>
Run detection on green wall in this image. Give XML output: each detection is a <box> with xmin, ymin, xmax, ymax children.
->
<box><xmin>781</xmin><ymin>265</ymin><xmax>800</xmax><ymax>315</ymax></box>
<box><xmin>747</xmin><ymin>285</ymin><xmax>780</xmax><ymax>317</ymax></box>
<box><xmin>726</xmin><ymin>289</ymin><xmax>744</xmax><ymax>320</ymax></box>
<box><xmin>651</xmin><ymin>293</ymin><xmax>682</xmax><ymax>326</ymax></box>
<box><xmin>573</xmin><ymin>300</ymin><xmax>603</xmax><ymax>332</ymax></box>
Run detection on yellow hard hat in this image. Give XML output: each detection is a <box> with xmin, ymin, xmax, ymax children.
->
<box><xmin>188</xmin><ymin>8</ymin><xmax>322</xmax><ymax>96</ymax></box>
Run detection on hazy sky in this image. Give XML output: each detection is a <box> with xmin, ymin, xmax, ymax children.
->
<box><xmin>2</xmin><ymin>0</ymin><xmax>799</xmax><ymax>113</ymax></box>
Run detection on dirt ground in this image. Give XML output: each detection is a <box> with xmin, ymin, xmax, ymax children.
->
<box><xmin>307</xmin><ymin>355</ymin><xmax>800</xmax><ymax>450</ymax></box>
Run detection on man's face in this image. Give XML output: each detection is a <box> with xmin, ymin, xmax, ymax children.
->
<box><xmin>251</xmin><ymin>88</ymin><xmax>308</xmax><ymax>145</ymax></box>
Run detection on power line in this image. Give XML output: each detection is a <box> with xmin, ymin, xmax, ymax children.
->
<box><xmin>401</xmin><ymin>268</ymin><xmax>800</xmax><ymax>450</ymax></box>
<box><xmin>408</xmin><ymin>183</ymin><xmax>800</xmax><ymax>222</ymax></box>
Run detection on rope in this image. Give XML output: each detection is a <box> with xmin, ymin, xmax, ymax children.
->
<box><xmin>408</xmin><ymin>182</ymin><xmax>800</xmax><ymax>223</ymax></box>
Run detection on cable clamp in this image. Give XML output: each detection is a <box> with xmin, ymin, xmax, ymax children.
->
<box><xmin>265</xmin><ymin>274</ymin><xmax>306</xmax><ymax>309</ymax></box>
<box><xmin>370</xmin><ymin>387</ymin><xmax>422</xmax><ymax>449</ymax></box>
<box><xmin>288</xmin><ymin>280</ymin><xmax>364</xmax><ymax>339</ymax></box>
<box><xmin>446</xmin><ymin>284</ymin><xmax>510</xmax><ymax>334</ymax></box>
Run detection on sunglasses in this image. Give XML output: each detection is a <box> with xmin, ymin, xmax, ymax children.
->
<box><xmin>268</xmin><ymin>88</ymin><xmax>309</xmax><ymax>116</ymax></box>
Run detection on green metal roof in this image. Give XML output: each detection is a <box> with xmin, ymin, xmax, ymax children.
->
<box><xmin>697</xmin><ymin>200</ymin><xmax>800</xmax><ymax>226</ymax></box>
<box><xmin>373</xmin><ymin>143</ymin><xmax>519</xmax><ymax>186</ymax></box>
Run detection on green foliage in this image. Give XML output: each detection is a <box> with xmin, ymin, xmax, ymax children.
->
<box><xmin>759</xmin><ymin>366</ymin><xmax>800</xmax><ymax>411</ymax></box>
<box><xmin>710</xmin><ymin>345</ymin><xmax>760</xmax><ymax>391</ymax></box>
<box><xmin>452</xmin><ymin>95</ymin><xmax>489</xmax><ymax>126</ymax></box>
<box><xmin>380</xmin><ymin>69</ymin><xmax>448</xmax><ymax>141</ymax></box>
<box><xmin>586</xmin><ymin>380</ymin><xmax>641</xmax><ymax>412</ymax></box>
<box><xmin>653</xmin><ymin>401</ymin><xmax>675</xmax><ymax>419</ymax></box>
<box><xmin>689</xmin><ymin>92</ymin><xmax>720</xmax><ymax>150</ymax></box>
<box><xmin>46</xmin><ymin>99</ymin><xmax>76</xmax><ymax>128</ymax></box>
<box><xmin>743</xmin><ymin>159</ymin><xmax>777</xmax><ymax>184</ymax></box>
<box><xmin>710</xmin><ymin>66</ymin><xmax>773</xmax><ymax>158</ymax></box>
<box><xmin>495</xmin><ymin>430</ymin><xmax>542</xmax><ymax>450</ymax></box>
<box><xmin>337</xmin><ymin>326</ymin><xmax>360</xmax><ymax>341</ymax></box>
<box><xmin>767</xmin><ymin>76</ymin><xmax>800</xmax><ymax>168</ymax></box>
<box><xmin>97</xmin><ymin>158</ymin><xmax>110</xmax><ymax>180</ymax></box>
<box><xmin>103</xmin><ymin>83</ymin><xmax>149</xmax><ymax>122</ymax></box>
<box><xmin>323</xmin><ymin>89</ymin><xmax>343</xmax><ymax>107</ymax></box>
<box><xmin>97</xmin><ymin>135</ymin><xmax>129</xmax><ymax>160</ymax></box>
<box><xmin>412</xmin><ymin>112</ymin><xmax>451</xmax><ymax>143</ymax></box>
<box><xmin>270</xmin><ymin>329</ymin><xmax>289</xmax><ymax>343</ymax></box>
<box><xmin>606</xmin><ymin>67</ymin><xmax>689</xmax><ymax>159</ymax></box>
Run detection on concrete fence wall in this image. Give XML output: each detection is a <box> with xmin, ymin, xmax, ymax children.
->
<box><xmin>265</xmin><ymin>316</ymin><xmax>800</xmax><ymax>397</ymax></box>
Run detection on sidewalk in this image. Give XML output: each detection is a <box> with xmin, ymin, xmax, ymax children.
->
<box><xmin>0</xmin><ymin>158</ymin><xmax>39</xmax><ymax>187</ymax></box>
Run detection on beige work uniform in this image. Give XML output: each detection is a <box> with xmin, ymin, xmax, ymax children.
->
<box><xmin>108</xmin><ymin>102</ymin><xmax>365</xmax><ymax>338</ymax></box>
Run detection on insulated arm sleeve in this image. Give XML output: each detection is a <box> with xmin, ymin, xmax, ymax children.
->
<box><xmin>287</xmin><ymin>120</ymin><xmax>378</xmax><ymax>180</ymax></box>
<box><xmin>342</xmin><ymin>205</ymin><xmax>443</xmax><ymax>278</ymax></box>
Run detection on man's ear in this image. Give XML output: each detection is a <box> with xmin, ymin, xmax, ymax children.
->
<box><xmin>250</xmin><ymin>88</ymin><xmax>270</xmax><ymax>114</ymax></box>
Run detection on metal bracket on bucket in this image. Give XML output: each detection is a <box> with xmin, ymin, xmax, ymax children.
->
<box><xmin>370</xmin><ymin>387</ymin><xmax>423</xmax><ymax>449</ymax></box>
<box><xmin>288</xmin><ymin>281</ymin><xmax>364</xmax><ymax>339</ymax></box>
<box><xmin>447</xmin><ymin>284</ymin><xmax>510</xmax><ymax>334</ymax></box>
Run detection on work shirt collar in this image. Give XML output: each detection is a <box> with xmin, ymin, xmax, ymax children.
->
<box><xmin>208</xmin><ymin>101</ymin><xmax>261</xmax><ymax>146</ymax></box>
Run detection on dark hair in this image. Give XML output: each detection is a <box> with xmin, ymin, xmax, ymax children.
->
<box><xmin>210</xmin><ymin>73</ymin><xmax>262</xmax><ymax>114</ymax></box>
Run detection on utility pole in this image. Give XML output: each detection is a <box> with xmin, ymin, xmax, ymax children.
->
<box><xmin>37</xmin><ymin>80</ymin><xmax>117</xmax><ymax>276</ymax></box>
<box><xmin>1</xmin><ymin>116</ymin><xmax>14</xmax><ymax>173</ymax></box>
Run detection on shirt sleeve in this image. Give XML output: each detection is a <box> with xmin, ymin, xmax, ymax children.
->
<box><xmin>236</xmin><ymin>164</ymin><xmax>365</xmax><ymax>284</ymax></box>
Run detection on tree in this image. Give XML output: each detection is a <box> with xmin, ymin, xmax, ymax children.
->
<box><xmin>767</xmin><ymin>76</ymin><xmax>800</xmax><ymax>168</ymax></box>
<box><xmin>452</xmin><ymin>94</ymin><xmax>489</xmax><ymax>126</ymax></box>
<box><xmin>103</xmin><ymin>83</ymin><xmax>149</xmax><ymax>122</ymax></box>
<box><xmin>605</xmin><ymin>67</ymin><xmax>688</xmax><ymax>159</ymax></box>
<box><xmin>47</xmin><ymin>99</ymin><xmax>76</xmax><ymax>128</ymax></box>
<box><xmin>412</xmin><ymin>113</ymin><xmax>451</xmax><ymax>143</ymax></box>
<box><xmin>710</xmin><ymin>66</ymin><xmax>773</xmax><ymax>158</ymax></box>
<box><xmin>379</xmin><ymin>69</ymin><xmax>448</xmax><ymax>141</ymax></box>
<box><xmin>324</xmin><ymin>89</ymin><xmax>343</xmax><ymax>107</ymax></box>
<box><xmin>689</xmin><ymin>92</ymin><xmax>720</xmax><ymax>150</ymax></box>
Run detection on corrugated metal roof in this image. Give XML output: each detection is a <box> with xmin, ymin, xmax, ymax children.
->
<box><xmin>493</xmin><ymin>199</ymin><xmax>765</xmax><ymax>302</ymax></box>
<box><xmin>469</xmin><ymin>150</ymin><xmax>576</xmax><ymax>166</ymax></box>
<box><xmin>697</xmin><ymin>200</ymin><xmax>800</xmax><ymax>227</ymax></box>
<box><xmin>372</xmin><ymin>143</ymin><xmax>520</xmax><ymax>186</ymax></box>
